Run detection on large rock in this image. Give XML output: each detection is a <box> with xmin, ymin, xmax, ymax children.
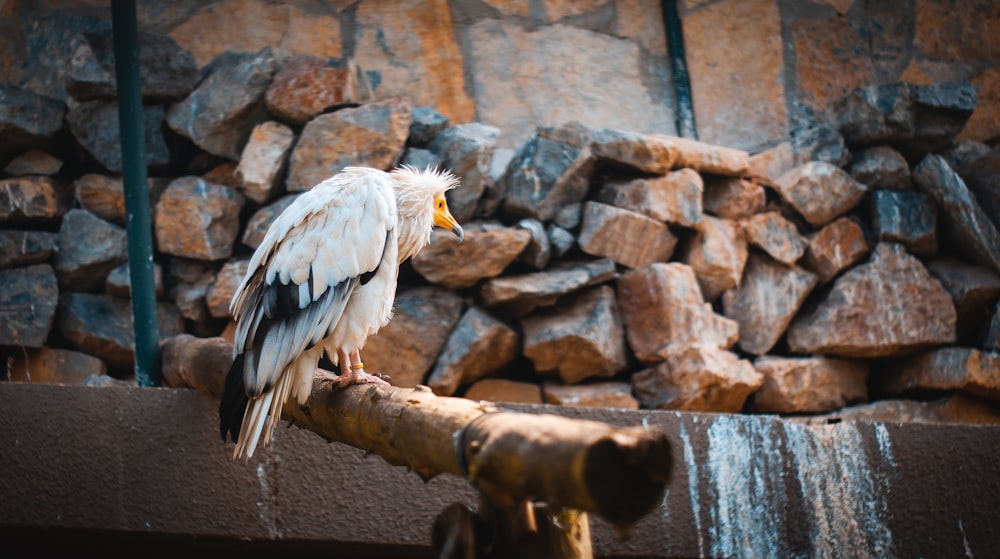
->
<box><xmin>235</xmin><ymin>121</ymin><xmax>295</xmax><ymax>205</ymax></box>
<box><xmin>4</xmin><ymin>346</ymin><xmax>107</xmax><ymax>385</ymax></box>
<box><xmin>285</xmin><ymin>99</ymin><xmax>412</xmax><ymax>192</ymax></box>
<box><xmin>925</xmin><ymin>258</ymin><xmax>1000</xmax><ymax>345</ymax></box>
<box><xmin>66</xmin><ymin>101</ymin><xmax>171</xmax><ymax>174</ymax></box>
<box><xmin>0</xmin><ymin>230</ymin><xmax>57</xmax><ymax>269</ymax></box>
<box><xmin>0</xmin><ymin>264</ymin><xmax>58</xmax><ymax>347</ymax></box>
<box><xmin>0</xmin><ymin>176</ymin><xmax>72</xmax><ymax>225</ymax></box>
<box><xmin>411</xmin><ymin>223</ymin><xmax>530</xmax><ymax>289</ymax></box>
<box><xmin>772</xmin><ymin>161</ymin><xmax>867</xmax><ymax>227</ymax></box>
<box><xmin>869</xmin><ymin>189</ymin><xmax>938</xmax><ymax>257</ymax></box>
<box><xmin>427</xmin><ymin>123</ymin><xmax>501</xmax><ymax>222</ymax></box>
<box><xmin>66</xmin><ymin>29</ymin><xmax>199</xmax><ymax>102</ymax></box>
<box><xmin>739</xmin><ymin>211</ymin><xmax>807</xmax><ymax>266</ymax></box>
<box><xmin>479</xmin><ymin>258</ymin><xmax>617</xmax><ymax>317</ymax></box>
<box><xmin>166</xmin><ymin>47</ymin><xmax>288</xmax><ymax>160</ymax></box>
<box><xmin>787</xmin><ymin>243</ymin><xmax>957</xmax><ymax>357</ymax></box>
<box><xmin>632</xmin><ymin>345</ymin><xmax>762</xmax><ymax>412</ymax></box>
<box><xmin>53</xmin><ymin>208</ymin><xmax>128</xmax><ymax>291</ymax></box>
<box><xmin>616</xmin><ymin>262</ymin><xmax>739</xmax><ymax>364</ymax></box>
<box><xmin>913</xmin><ymin>154</ymin><xmax>1000</xmax><ymax>275</ymax></box>
<box><xmin>542</xmin><ymin>381</ymin><xmax>639</xmax><ymax>410</ymax></box>
<box><xmin>577</xmin><ymin>202</ymin><xmax>677</xmax><ymax>269</ymax></box>
<box><xmin>0</xmin><ymin>84</ymin><xmax>66</xmax><ymax>163</ymax></box>
<box><xmin>154</xmin><ymin>177</ymin><xmax>245</xmax><ymax>261</ymax></box>
<box><xmin>679</xmin><ymin>215</ymin><xmax>748</xmax><ymax>302</ymax></box>
<box><xmin>57</xmin><ymin>292</ymin><xmax>183</xmax><ymax>374</ymax></box>
<box><xmin>801</xmin><ymin>216</ymin><xmax>870</xmax><ymax>284</ymax></box>
<box><xmin>881</xmin><ymin>347</ymin><xmax>1000</xmax><ymax>403</ymax></box>
<box><xmin>264</xmin><ymin>55</ymin><xmax>373</xmax><ymax>126</ymax></box>
<box><xmin>500</xmin><ymin>121</ymin><xmax>595</xmax><ymax>222</ymax></box>
<box><xmin>722</xmin><ymin>253</ymin><xmax>818</xmax><ymax>356</ymax></box>
<box><xmin>362</xmin><ymin>287</ymin><xmax>465</xmax><ymax>388</ymax></box>
<box><xmin>752</xmin><ymin>356</ymin><xmax>868</xmax><ymax>414</ymax></box>
<box><xmin>593</xmin><ymin>168</ymin><xmax>703</xmax><ymax>227</ymax></box>
<box><xmin>522</xmin><ymin>286</ymin><xmax>628</xmax><ymax>384</ymax></box>
<box><xmin>426</xmin><ymin>306</ymin><xmax>520</xmax><ymax>396</ymax></box>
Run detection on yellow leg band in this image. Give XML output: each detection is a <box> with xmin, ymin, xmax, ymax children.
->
<box><xmin>351</xmin><ymin>363</ymin><xmax>365</xmax><ymax>370</ymax></box>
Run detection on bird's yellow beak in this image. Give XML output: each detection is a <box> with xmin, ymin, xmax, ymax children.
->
<box><xmin>433</xmin><ymin>197</ymin><xmax>464</xmax><ymax>243</ymax></box>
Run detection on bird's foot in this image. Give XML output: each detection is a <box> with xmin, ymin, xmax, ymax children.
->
<box><xmin>333</xmin><ymin>367</ymin><xmax>391</xmax><ymax>389</ymax></box>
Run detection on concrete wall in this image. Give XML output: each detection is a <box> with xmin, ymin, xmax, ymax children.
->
<box><xmin>2</xmin><ymin>382</ymin><xmax>998</xmax><ymax>557</ymax></box>
<box><xmin>3</xmin><ymin>1</ymin><xmax>996</xmax><ymax>155</ymax></box>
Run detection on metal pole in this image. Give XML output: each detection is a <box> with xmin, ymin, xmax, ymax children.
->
<box><xmin>111</xmin><ymin>0</ymin><xmax>160</xmax><ymax>387</ymax></box>
<box><xmin>662</xmin><ymin>0</ymin><xmax>697</xmax><ymax>139</ymax></box>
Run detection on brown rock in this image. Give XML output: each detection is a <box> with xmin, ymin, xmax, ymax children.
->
<box><xmin>772</xmin><ymin>161</ymin><xmax>867</xmax><ymax>227</ymax></box>
<box><xmin>514</xmin><ymin>218</ymin><xmax>550</xmax><ymax>270</ymax></box>
<box><xmin>747</xmin><ymin>142</ymin><xmax>796</xmax><ymax>188</ymax></box>
<box><xmin>882</xmin><ymin>347</ymin><xmax>1000</xmax><ymax>403</ymax></box>
<box><xmin>3</xmin><ymin>149</ymin><xmax>62</xmax><ymax>176</ymax></box>
<box><xmin>740</xmin><ymin>211</ymin><xmax>807</xmax><ymax>266</ymax></box>
<box><xmin>593</xmin><ymin>168</ymin><xmax>703</xmax><ymax>227</ymax></box>
<box><xmin>0</xmin><ymin>264</ymin><xmax>58</xmax><ymax>347</ymax></box>
<box><xmin>616</xmin><ymin>262</ymin><xmax>739</xmax><ymax>364</ymax></box>
<box><xmin>285</xmin><ymin>99</ymin><xmax>412</xmax><ymax>192</ymax></box>
<box><xmin>265</xmin><ymin>56</ymin><xmax>373</xmax><ymax>125</ymax></box>
<box><xmin>73</xmin><ymin>174</ymin><xmax>166</xmax><ymax>226</ymax></box>
<box><xmin>752</xmin><ymin>356</ymin><xmax>868</xmax><ymax>414</ymax></box>
<box><xmin>801</xmin><ymin>216</ymin><xmax>870</xmax><ymax>284</ymax></box>
<box><xmin>161</xmin><ymin>334</ymin><xmax>232</xmax><ymax>399</ymax></box>
<box><xmin>722</xmin><ymin>253</ymin><xmax>818</xmax><ymax>356</ymax></box>
<box><xmin>702</xmin><ymin>175</ymin><xmax>767</xmax><ymax>220</ymax></box>
<box><xmin>679</xmin><ymin>215</ymin><xmax>748</xmax><ymax>301</ymax></box>
<box><xmin>205</xmin><ymin>259</ymin><xmax>250</xmax><ymax>319</ymax></box>
<box><xmin>522</xmin><ymin>286</ymin><xmax>628</xmax><ymax>384</ymax></box>
<box><xmin>411</xmin><ymin>223</ymin><xmax>531</xmax><ymax>289</ymax></box>
<box><xmin>589</xmin><ymin>127</ymin><xmax>677</xmax><ymax>174</ymax></box>
<box><xmin>577</xmin><ymin>201</ymin><xmax>677</xmax><ymax>269</ymax></box>
<box><xmin>463</xmin><ymin>378</ymin><xmax>542</xmax><ymax>405</ymax></box>
<box><xmin>426</xmin><ymin>306</ymin><xmax>520</xmax><ymax>396</ymax></box>
<box><xmin>235</xmin><ymin>121</ymin><xmax>295</xmax><ymax>205</ymax></box>
<box><xmin>362</xmin><ymin>287</ymin><xmax>464</xmax><ymax>387</ymax></box>
<box><xmin>0</xmin><ymin>176</ymin><xmax>71</xmax><ymax>225</ymax></box>
<box><xmin>632</xmin><ymin>345</ymin><xmax>762</xmax><ymax>412</ymax></box>
<box><xmin>154</xmin><ymin>177</ymin><xmax>246</xmax><ymax>261</ymax></box>
<box><xmin>957</xmin><ymin>66</ymin><xmax>1000</xmax><ymax>145</ymax></box>
<box><xmin>479</xmin><ymin>258</ymin><xmax>617</xmax><ymax>317</ymax></box>
<box><xmin>542</xmin><ymin>382</ymin><xmax>639</xmax><ymax>410</ymax></box>
<box><xmin>787</xmin><ymin>243</ymin><xmax>957</xmax><ymax>358</ymax></box>
<box><xmin>650</xmin><ymin>134</ymin><xmax>751</xmax><ymax>176</ymax></box>
<box><xmin>5</xmin><ymin>347</ymin><xmax>107</xmax><ymax>385</ymax></box>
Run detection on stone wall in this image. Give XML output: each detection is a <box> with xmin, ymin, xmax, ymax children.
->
<box><xmin>1</xmin><ymin>1</ymin><xmax>1000</xmax><ymax>424</ymax></box>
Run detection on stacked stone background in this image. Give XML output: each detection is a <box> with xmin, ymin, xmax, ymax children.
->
<box><xmin>3</xmin><ymin>21</ymin><xmax>1000</xmax><ymax>425</ymax></box>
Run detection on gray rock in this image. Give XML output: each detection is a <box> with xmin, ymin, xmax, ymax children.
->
<box><xmin>913</xmin><ymin>154</ymin><xmax>1000</xmax><ymax>275</ymax></box>
<box><xmin>426</xmin><ymin>306</ymin><xmax>519</xmax><ymax>396</ymax></box>
<box><xmin>409</xmin><ymin>105</ymin><xmax>450</xmax><ymax>146</ymax></box>
<box><xmin>479</xmin><ymin>258</ymin><xmax>617</xmax><ymax>317</ymax></box>
<box><xmin>849</xmin><ymin>145</ymin><xmax>911</xmax><ymax>190</ymax></box>
<box><xmin>66</xmin><ymin>100</ymin><xmax>171</xmax><ymax>174</ymax></box>
<box><xmin>167</xmin><ymin>47</ymin><xmax>289</xmax><ymax>160</ymax></box>
<box><xmin>0</xmin><ymin>264</ymin><xmax>58</xmax><ymax>347</ymax></box>
<box><xmin>870</xmin><ymin>189</ymin><xmax>938</xmax><ymax>257</ymax></box>
<box><xmin>428</xmin><ymin>122</ymin><xmax>501</xmax><ymax>221</ymax></box>
<box><xmin>53</xmin><ymin>208</ymin><xmax>128</xmax><ymax>291</ymax></box>
<box><xmin>66</xmin><ymin>29</ymin><xmax>199</xmax><ymax>102</ymax></box>
<box><xmin>0</xmin><ymin>84</ymin><xmax>66</xmax><ymax>163</ymax></box>
<box><xmin>0</xmin><ymin>230</ymin><xmax>58</xmax><ymax>269</ymax></box>
<box><xmin>57</xmin><ymin>292</ymin><xmax>183</xmax><ymax>374</ymax></box>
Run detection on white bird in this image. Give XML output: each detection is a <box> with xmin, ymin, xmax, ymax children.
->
<box><xmin>219</xmin><ymin>165</ymin><xmax>464</xmax><ymax>460</ymax></box>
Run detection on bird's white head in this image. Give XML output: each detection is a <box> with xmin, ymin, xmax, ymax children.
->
<box><xmin>390</xmin><ymin>165</ymin><xmax>464</xmax><ymax>261</ymax></box>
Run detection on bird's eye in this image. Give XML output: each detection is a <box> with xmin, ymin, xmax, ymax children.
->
<box><xmin>437</xmin><ymin>200</ymin><xmax>444</xmax><ymax>209</ymax></box>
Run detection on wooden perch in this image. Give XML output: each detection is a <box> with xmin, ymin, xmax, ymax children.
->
<box><xmin>282</xmin><ymin>370</ymin><xmax>671</xmax><ymax>532</ymax></box>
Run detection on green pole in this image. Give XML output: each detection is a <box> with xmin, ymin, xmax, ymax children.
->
<box><xmin>111</xmin><ymin>0</ymin><xmax>160</xmax><ymax>387</ymax></box>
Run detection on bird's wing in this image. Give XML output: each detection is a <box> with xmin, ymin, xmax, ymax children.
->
<box><xmin>230</xmin><ymin>168</ymin><xmax>397</xmax><ymax>397</ymax></box>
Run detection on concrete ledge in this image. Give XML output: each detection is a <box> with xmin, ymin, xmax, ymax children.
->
<box><xmin>1</xmin><ymin>383</ymin><xmax>998</xmax><ymax>557</ymax></box>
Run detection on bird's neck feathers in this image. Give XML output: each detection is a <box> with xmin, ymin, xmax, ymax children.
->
<box><xmin>391</xmin><ymin>165</ymin><xmax>458</xmax><ymax>261</ymax></box>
